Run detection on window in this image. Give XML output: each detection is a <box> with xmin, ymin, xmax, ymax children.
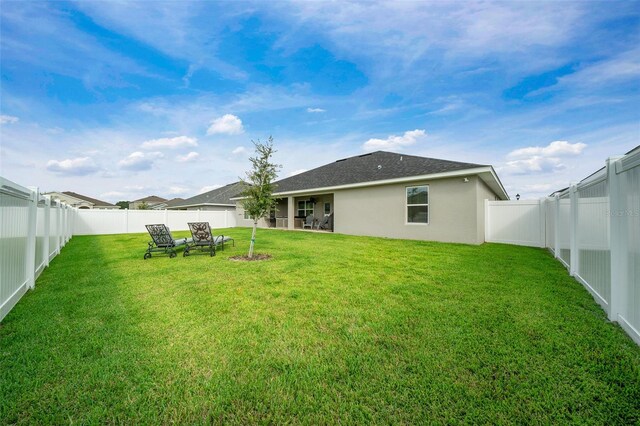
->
<box><xmin>406</xmin><ymin>185</ymin><xmax>429</xmax><ymax>224</ymax></box>
<box><xmin>324</xmin><ymin>202</ymin><xmax>331</xmax><ymax>215</ymax></box>
<box><xmin>297</xmin><ymin>200</ymin><xmax>314</xmax><ymax>217</ymax></box>
<box><xmin>244</xmin><ymin>210</ymin><xmax>250</xmax><ymax>220</ymax></box>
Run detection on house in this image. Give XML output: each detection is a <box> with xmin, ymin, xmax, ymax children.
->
<box><xmin>234</xmin><ymin>151</ymin><xmax>509</xmax><ymax>245</ymax></box>
<box><xmin>151</xmin><ymin>198</ymin><xmax>185</xmax><ymax>210</ymax></box>
<box><xmin>167</xmin><ymin>182</ymin><xmax>245</xmax><ymax>211</ymax></box>
<box><xmin>44</xmin><ymin>191</ymin><xmax>120</xmax><ymax>209</ymax></box>
<box><xmin>129</xmin><ymin>195</ymin><xmax>167</xmax><ymax>210</ymax></box>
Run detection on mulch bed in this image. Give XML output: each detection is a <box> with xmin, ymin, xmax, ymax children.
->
<box><xmin>228</xmin><ymin>254</ymin><xmax>272</xmax><ymax>261</ymax></box>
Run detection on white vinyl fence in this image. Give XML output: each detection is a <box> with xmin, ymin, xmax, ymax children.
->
<box><xmin>1</xmin><ymin>176</ymin><xmax>238</xmax><ymax>321</ymax></box>
<box><xmin>73</xmin><ymin>208</ymin><xmax>236</xmax><ymax>235</ymax></box>
<box><xmin>1</xmin><ymin>178</ymin><xmax>74</xmax><ymax>322</ymax></box>
<box><xmin>486</xmin><ymin>148</ymin><xmax>640</xmax><ymax>345</ymax></box>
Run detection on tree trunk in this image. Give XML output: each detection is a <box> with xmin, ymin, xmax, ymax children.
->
<box><xmin>248</xmin><ymin>220</ymin><xmax>258</xmax><ymax>258</ymax></box>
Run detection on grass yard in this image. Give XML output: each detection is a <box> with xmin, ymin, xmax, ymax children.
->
<box><xmin>1</xmin><ymin>228</ymin><xmax>639</xmax><ymax>424</ymax></box>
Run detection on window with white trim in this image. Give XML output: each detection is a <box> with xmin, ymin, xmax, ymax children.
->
<box><xmin>406</xmin><ymin>185</ymin><xmax>429</xmax><ymax>224</ymax></box>
<box><xmin>297</xmin><ymin>200</ymin><xmax>314</xmax><ymax>217</ymax></box>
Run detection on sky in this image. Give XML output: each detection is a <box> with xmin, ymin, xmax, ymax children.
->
<box><xmin>1</xmin><ymin>1</ymin><xmax>639</xmax><ymax>202</ymax></box>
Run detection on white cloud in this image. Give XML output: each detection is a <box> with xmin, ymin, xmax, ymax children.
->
<box><xmin>363</xmin><ymin>129</ymin><xmax>427</xmax><ymax>152</ymax></box>
<box><xmin>232</xmin><ymin>146</ymin><xmax>248</xmax><ymax>155</ymax></box>
<box><xmin>118</xmin><ymin>151</ymin><xmax>164</xmax><ymax>171</ymax></box>
<box><xmin>307</xmin><ymin>107</ymin><xmax>326</xmax><ymax>113</ymax></box>
<box><xmin>176</xmin><ymin>151</ymin><xmax>199</xmax><ymax>162</ymax></box>
<box><xmin>500</xmin><ymin>157</ymin><xmax>565</xmax><ymax>175</ymax></box>
<box><xmin>0</xmin><ymin>115</ymin><xmax>19</xmax><ymax>125</ymax></box>
<box><xmin>207</xmin><ymin>114</ymin><xmax>244</xmax><ymax>135</ymax></box>
<box><xmin>141</xmin><ymin>135</ymin><xmax>198</xmax><ymax>149</ymax></box>
<box><xmin>46</xmin><ymin>157</ymin><xmax>100</xmax><ymax>176</ymax></box>
<box><xmin>199</xmin><ymin>184</ymin><xmax>222</xmax><ymax>194</ymax></box>
<box><xmin>167</xmin><ymin>185</ymin><xmax>190</xmax><ymax>195</ymax></box>
<box><xmin>508</xmin><ymin>141</ymin><xmax>587</xmax><ymax>159</ymax></box>
<box><xmin>288</xmin><ymin>169</ymin><xmax>308</xmax><ymax>177</ymax></box>
<box><xmin>501</xmin><ymin>141</ymin><xmax>587</xmax><ymax>176</ymax></box>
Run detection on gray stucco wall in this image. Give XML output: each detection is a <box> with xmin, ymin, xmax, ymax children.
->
<box><xmin>333</xmin><ymin>176</ymin><xmax>493</xmax><ymax>244</ymax></box>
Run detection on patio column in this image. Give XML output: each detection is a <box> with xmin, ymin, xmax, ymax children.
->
<box><xmin>287</xmin><ymin>196</ymin><xmax>295</xmax><ymax>230</ymax></box>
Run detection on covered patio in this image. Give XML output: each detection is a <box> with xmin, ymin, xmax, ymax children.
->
<box><xmin>268</xmin><ymin>193</ymin><xmax>334</xmax><ymax>231</ymax></box>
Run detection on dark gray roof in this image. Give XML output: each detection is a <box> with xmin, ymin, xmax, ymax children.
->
<box><xmin>62</xmin><ymin>191</ymin><xmax>117</xmax><ymax>207</ymax></box>
<box><xmin>272</xmin><ymin>151</ymin><xmax>485</xmax><ymax>193</ymax></box>
<box><xmin>133</xmin><ymin>195</ymin><xmax>167</xmax><ymax>203</ymax></box>
<box><xmin>164</xmin><ymin>198</ymin><xmax>185</xmax><ymax>208</ymax></box>
<box><xmin>173</xmin><ymin>181</ymin><xmax>245</xmax><ymax>207</ymax></box>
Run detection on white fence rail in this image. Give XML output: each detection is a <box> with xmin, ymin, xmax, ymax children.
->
<box><xmin>486</xmin><ymin>149</ymin><xmax>640</xmax><ymax>345</ymax></box>
<box><xmin>1</xmin><ymin>178</ymin><xmax>75</xmax><ymax>322</ymax></box>
<box><xmin>73</xmin><ymin>209</ymin><xmax>236</xmax><ymax>235</ymax></box>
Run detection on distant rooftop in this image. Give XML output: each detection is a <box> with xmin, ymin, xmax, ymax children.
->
<box><xmin>62</xmin><ymin>191</ymin><xmax>117</xmax><ymax>207</ymax></box>
<box><xmin>171</xmin><ymin>182</ymin><xmax>245</xmax><ymax>208</ymax></box>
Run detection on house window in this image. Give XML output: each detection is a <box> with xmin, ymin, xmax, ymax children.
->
<box><xmin>406</xmin><ymin>185</ymin><xmax>429</xmax><ymax>224</ymax></box>
<box><xmin>324</xmin><ymin>202</ymin><xmax>331</xmax><ymax>215</ymax></box>
<box><xmin>244</xmin><ymin>210</ymin><xmax>250</xmax><ymax>220</ymax></box>
<box><xmin>297</xmin><ymin>200</ymin><xmax>314</xmax><ymax>217</ymax></box>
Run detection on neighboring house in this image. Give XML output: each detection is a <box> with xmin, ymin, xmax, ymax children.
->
<box><xmin>168</xmin><ymin>182</ymin><xmax>245</xmax><ymax>211</ymax></box>
<box><xmin>234</xmin><ymin>151</ymin><xmax>509</xmax><ymax>245</ymax></box>
<box><xmin>44</xmin><ymin>191</ymin><xmax>120</xmax><ymax>209</ymax></box>
<box><xmin>129</xmin><ymin>195</ymin><xmax>167</xmax><ymax>210</ymax></box>
<box><xmin>151</xmin><ymin>198</ymin><xmax>185</xmax><ymax>210</ymax></box>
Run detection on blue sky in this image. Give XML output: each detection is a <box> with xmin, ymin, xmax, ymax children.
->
<box><xmin>1</xmin><ymin>1</ymin><xmax>638</xmax><ymax>201</ymax></box>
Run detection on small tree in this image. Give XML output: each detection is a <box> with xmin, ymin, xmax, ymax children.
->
<box><xmin>241</xmin><ymin>137</ymin><xmax>281</xmax><ymax>258</ymax></box>
<box><xmin>116</xmin><ymin>201</ymin><xmax>129</xmax><ymax>209</ymax></box>
<box><xmin>137</xmin><ymin>201</ymin><xmax>150</xmax><ymax>210</ymax></box>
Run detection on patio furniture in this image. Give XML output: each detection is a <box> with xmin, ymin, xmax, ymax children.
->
<box><xmin>144</xmin><ymin>224</ymin><xmax>192</xmax><ymax>259</ymax></box>
<box><xmin>302</xmin><ymin>214</ymin><xmax>315</xmax><ymax>229</ymax></box>
<box><xmin>184</xmin><ymin>222</ymin><xmax>235</xmax><ymax>257</ymax></box>
<box><xmin>317</xmin><ymin>213</ymin><xmax>333</xmax><ymax>231</ymax></box>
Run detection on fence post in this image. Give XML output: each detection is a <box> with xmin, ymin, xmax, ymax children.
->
<box><xmin>197</xmin><ymin>209</ymin><xmax>201</xmax><ymax>222</ymax></box>
<box><xmin>538</xmin><ymin>198</ymin><xmax>546</xmax><ymax>248</ymax></box>
<box><xmin>61</xmin><ymin>205</ymin><xmax>67</xmax><ymax>247</ymax></box>
<box><xmin>164</xmin><ymin>209</ymin><xmax>168</xmax><ymax>225</ymax></box>
<box><xmin>569</xmin><ymin>184</ymin><xmax>579</xmax><ymax>276</ymax></box>
<box><xmin>25</xmin><ymin>187</ymin><xmax>38</xmax><ymax>290</ymax></box>
<box><xmin>44</xmin><ymin>196</ymin><xmax>51</xmax><ymax>266</ymax></box>
<box><xmin>56</xmin><ymin>201</ymin><xmax>62</xmax><ymax>255</ymax></box>
<box><xmin>554</xmin><ymin>195</ymin><xmax>560</xmax><ymax>258</ymax></box>
<box><xmin>125</xmin><ymin>208</ymin><xmax>129</xmax><ymax>233</ymax></box>
<box><xmin>608</xmin><ymin>157</ymin><xmax>627</xmax><ymax>322</ymax></box>
<box><xmin>224</xmin><ymin>210</ymin><xmax>229</xmax><ymax>228</ymax></box>
<box><xmin>484</xmin><ymin>199</ymin><xmax>490</xmax><ymax>243</ymax></box>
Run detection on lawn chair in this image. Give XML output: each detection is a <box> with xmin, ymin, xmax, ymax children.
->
<box><xmin>144</xmin><ymin>224</ymin><xmax>192</xmax><ymax>259</ymax></box>
<box><xmin>317</xmin><ymin>213</ymin><xmax>333</xmax><ymax>231</ymax></box>
<box><xmin>302</xmin><ymin>214</ymin><xmax>315</xmax><ymax>229</ymax></box>
<box><xmin>184</xmin><ymin>222</ymin><xmax>235</xmax><ymax>257</ymax></box>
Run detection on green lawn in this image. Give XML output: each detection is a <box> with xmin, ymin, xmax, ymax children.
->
<box><xmin>1</xmin><ymin>228</ymin><xmax>639</xmax><ymax>424</ymax></box>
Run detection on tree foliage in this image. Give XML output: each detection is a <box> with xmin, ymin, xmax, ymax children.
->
<box><xmin>240</xmin><ymin>137</ymin><xmax>281</xmax><ymax>257</ymax></box>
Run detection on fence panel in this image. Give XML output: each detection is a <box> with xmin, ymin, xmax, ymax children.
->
<box><xmin>35</xmin><ymin>196</ymin><xmax>47</xmax><ymax>277</ymax></box>
<box><xmin>614</xmin><ymin>153</ymin><xmax>640</xmax><ymax>343</ymax></box>
<box><xmin>576</xmin><ymin>180</ymin><xmax>610</xmax><ymax>307</ymax></box>
<box><xmin>545</xmin><ymin>197</ymin><xmax>555</xmax><ymax>251</ymax></box>
<box><xmin>74</xmin><ymin>209</ymin><xmax>237</xmax><ymax>235</ymax></box>
<box><xmin>558</xmin><ymin>196</ymin><xmax>571</xmax><ymax>267</ymax></box>
<box><xmin>0</xmin><ymin>178</ymin><xmax>32</xmax><ymax>321</ymax></box>
<box><xmin>485</xmin><ymin>200</ymin><xmax>543</xmax><ymax>247</ymax></box>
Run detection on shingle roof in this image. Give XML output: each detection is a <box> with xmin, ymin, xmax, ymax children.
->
<box><xmin>133</xmin><ymin>195</ymin><xmax>167</xmax><ymax>203</ymax></box>
<box><xmin>272</xmin><ymin>151</ymin><xmax>486</xmax><ymax>193</ymax></box>
<box><xmin>164</xmin><ymin>198</ymin><xmax>185</xmax><ymax>208</ymax></box>
<box><xmin>62</xmin><ymin>191</ymin><xmax>117</xmax><ymax>207</ymax></box>
<box><xmin>172</xmin><ymin>181</ymin><xmax>245</xmax><ymax>207</ymax></box>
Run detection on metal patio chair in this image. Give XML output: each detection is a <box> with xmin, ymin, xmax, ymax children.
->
<box><xmin>144</xmin><ymin>224</ymin><xmax>192</xmax><ymax>259</ymax></box>
<box><xmin>184</xmin><ymin>222</ymin><xmax>235</xmax><ymax>257</ymax></box>
<box><xmin>302</xmin><ymin>214</ymin><xmax>315</xmax><ymax>229</ymax></box>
